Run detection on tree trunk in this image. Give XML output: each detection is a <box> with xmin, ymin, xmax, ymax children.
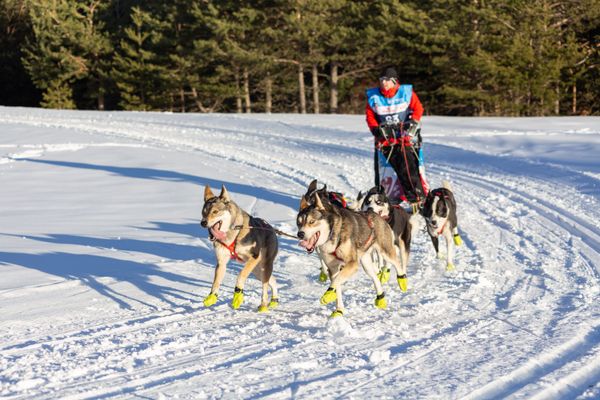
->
<box><xmin>191</xmin><ymin>87</ymin><xmax>222</xmax><ymax>113</ymax></box>
<box><xmin>330</xmin><ymin>62</ymin><xmax>338</xmax><ymax>113</ymax></box>
<box><xmin>298</xmin><ymin>64</ymin><xmax>306</xmax><ymax>114</ymax></box>
<box><xmin>312</xmin><ymin>63</ymin><xmax>319</xmax><ymax>114</ymax></box>
<box><xmin>554</xmin><ymin>85</ymin><xmax>559</xmax><ymax>115</ymax></box>
<box><xmin>572</xmin><ymin>82</ymin><xmax>577</xmax><ymax>115</ymax></box>
<box><xmin>235</xmin><ymin>67</ymin><xmax>242</xmax><ymax>113</ymax></box>
<box><xmin>243</xmin><ymin>67</ymin><xmax>251</xmax><ymax>113</ymax></box>
<box><xmin>265</xmin><ymin>72</ymin><xmax>272</xmax><ymax>114</ymax></box>
<box><xmin>97</xmin><ymin>84</ymin><xmax>105</xmax><ymax>111</ymax></box>
<box><xmin>180</xmin><ymin>88</ymin><xmax>185</xmax><ymax>113</ymax></box>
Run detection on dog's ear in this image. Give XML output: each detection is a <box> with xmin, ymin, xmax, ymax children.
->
<box><xmin>307</xmin><ymin>179</ymin><xmax>318</xmax><ymax>193</ymax></box>
<box><xmin>356</xmin><ymin>190</ymin><xmax>364</xmax><ymax>202</ymax></box>
<box><xmin>219</xmin><ymin>184</ymin><xmax>230</xmax><ymax>201</ymax></box>
<box><xmin>376</xmin><ymin>185</ymin><xmax>385</xmax><ymax>194</ymax></box>
<box><xmin>204</xmin><ymin>185</ymin><xmax>215</xmax><ymax>201</ymax></box>
<box><xmin>314</xmin><ymin>193</ymin><xmax>326</xmax><ymax>211</ymax></box>
<box><xmin>299</xmin><ymin>195</ymin><xmax>310</xmax><ymax>211</ymax></box>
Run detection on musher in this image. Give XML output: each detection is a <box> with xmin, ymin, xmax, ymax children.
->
<box><xmin>365</xmin><ymin>67</ymin><xmax>429</xmax><ymax>212</ymax></box>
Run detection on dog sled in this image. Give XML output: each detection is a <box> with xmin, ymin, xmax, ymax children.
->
<box><xmin>374</xmin><ymin>121</ymin><xmax>429</xmax><ymax>212</ymax></box>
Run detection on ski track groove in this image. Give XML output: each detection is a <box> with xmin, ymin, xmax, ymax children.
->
<box><xmin>0</xmin><ymin>115</ymin><xmax>366</xmax><ymax>196</ymax></box>
<box><xmin>462</xmin><ymin>321</ymin><xmax>600</xmax><ymax>400</ymax></box>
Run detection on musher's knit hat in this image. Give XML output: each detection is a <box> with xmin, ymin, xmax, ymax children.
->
<box><xmin>382</xmin><ymin>67</ymin><xmax>399</xmax><ymax>80</ymax></box>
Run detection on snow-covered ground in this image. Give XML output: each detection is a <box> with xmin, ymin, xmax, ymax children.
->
<box><xmin>1</xmin><ymin>106</ymin><xmax>599</xmax><ymax>399</ymax></box>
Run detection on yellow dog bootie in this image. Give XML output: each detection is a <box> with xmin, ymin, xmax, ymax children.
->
<box><xmin>231</xmin><ymin>287</ymin><xmax>244</xmax><ymax>309</ymax></box>
<box><xmin>377</xmin><ymin>267</ymin><xmax>391</xmax><ymax>284</ymax></box>
<box><xmin>320</xmin><ymin>287</ymin><xmax>337</xmax><ymax>305</ymax></box>
<box><xmin>203</xmin><ymin>292</ymin><xmax>218</xmax><ymax>307</ymax></box>
<box><xmin>375</xmin><ymin>293</ymin><xmax>387</xmax><ymax>309</ymax></box>
<box><xmin>397</xmin><ymin>275</ymin><xmax>408</xmax><ymax>292</ymax></box>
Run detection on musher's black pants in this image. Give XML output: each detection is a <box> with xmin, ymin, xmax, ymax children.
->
<box><xmin>381</xmin><ymin>144</ymin><xmax>424</xmax><ymax>203</ymax></box>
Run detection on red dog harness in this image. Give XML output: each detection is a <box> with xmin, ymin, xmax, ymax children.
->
<box><xmin>216</xmin><ymin>239</ymin><xmax>243</xmax><ymax>262</ymax></box>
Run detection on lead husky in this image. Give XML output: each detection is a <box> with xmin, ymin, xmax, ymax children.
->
<box><xmin>297</xmin><ymin>193</ymin><xmax>407</xmax><ymax>317</ymax></box>
<box><xmin>421</xmin><ymin>181</ymin><xmax>463</xmax><ymax>271</ymax></box>
<box><xmin>201</xmin><ymin>185</ymin><xmax>279</xmax><ymax>312</ymax></box>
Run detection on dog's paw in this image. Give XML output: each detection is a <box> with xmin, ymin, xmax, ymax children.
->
<box><xmin>397</xmin><ymin>275</ymin><xmax>408</xmax><ymax>292</ymax></box>
<box><xmin>436</xmin><ymin>252</ymin><xmax>445</xmax><ymax>260</ymax></box>
<box><xmin>453</xmin><ymin>234</ymin><xmax>463</xmax><ymax>246</ymax></box>
<box><xmin>318</xmin><ymin>271</ymin><xmax>328</xmax><ymax>282</ymax></box>
<box><xmin>375</xmin><ymin>293</ymin><xmax>387</xmax><ymax>309</ymax></box>
<box><xmin>257</xmin><ymin>305</ymin><xmax>269</xmax><ymax>313</ymax></box>
<box><xmin>446</xmin><ymin>263</ymin><xmax>456</xmax><ymax>272</ymax></box>
<box><xmin>231</xmin><ymin>287</ymin><xmax>244</xmax><ymax>309</ymax></box>
<box><xmin>330</xmin><ymin>309</ymin><xmax>344</xmax><ymax>318</ymax></box>
<box><xmin>377</xmin><ymin>267</ymin><xmax>391</xmax><ymax>284</ymax></box>
<box><xmin>203</xmin><ymin>292</ymin><xmax>218</xmax><ymax>307</ymax></box>
<box><xmin>268</xmin><ymin>298</ymin><xmax>279</xmax><ymax>308</ymax></box>
<box><xmin>320</xmin><ymin>287</ymin><xmax>337</xmax><ymax>305</ymax></box>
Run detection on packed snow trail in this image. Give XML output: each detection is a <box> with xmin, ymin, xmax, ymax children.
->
<box><xmin>0</xmin><ymin>107</ymin><xmax>599</xmax><ymax>399</ymax></box>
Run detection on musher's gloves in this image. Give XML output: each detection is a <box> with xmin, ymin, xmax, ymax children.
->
<box><xmin>407</xmin><ymin>120</ymin><xmax>421</xmax><ymax>136</ymax></box>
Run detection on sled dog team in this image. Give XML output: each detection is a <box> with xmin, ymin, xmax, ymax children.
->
<box><xmin>200</xmin><ymin>180</ymin><xmax>462</xmax><ymax>318</ymax></box>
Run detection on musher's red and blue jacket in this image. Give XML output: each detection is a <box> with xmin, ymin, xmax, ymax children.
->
<box><xmin>365</xmin><ymin>83</ymin><xmax>424</xmax><ymax>131</ymax></box>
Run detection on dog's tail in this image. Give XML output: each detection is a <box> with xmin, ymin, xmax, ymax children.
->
<box><xmin>442</xmin><ymin>180</ymin><xmax>453</xmax><ymax>191</ymax></box>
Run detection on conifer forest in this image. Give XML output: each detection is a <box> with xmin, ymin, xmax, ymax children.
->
<box><xmin>1</xmin><ymin>0</ymin><xmax>598</xmax><ymax>116</ymax></box>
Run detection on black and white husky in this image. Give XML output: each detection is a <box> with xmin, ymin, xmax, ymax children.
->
<box><xmin>420</xmin><ymin>181</ymin><xmax>463</xmax><ymax>271</ymax></box>
<box><xmin>358</xmin><ymin>186</ymin><xmax>411</xmax><ymax>284</ymax></box>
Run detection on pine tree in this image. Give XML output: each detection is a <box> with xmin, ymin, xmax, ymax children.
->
<box><xmin>112</xmin><ymin>6</ymin><xmax>168</xmax><ymax>111</ymax></box>
<box><xmin>22</xmin><ymin>0</ymin><xmax>111</xmax><ymax>109</ymax></box>
<box><xmin>0</xmin><ymin>0</ymin><xmax>40</xmax><ymax>106</ymax></box>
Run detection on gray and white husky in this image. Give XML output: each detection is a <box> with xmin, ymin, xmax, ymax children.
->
<box><xmin>420</xmin><ymin>181</ymin><xmax>463</xmax><ymax>271</ymax></box>
<box><xmin>296</xmin><ymin>192</ymin><xmax>407</xmax><ymax>318</ymax></box>
<box><xmin>201</xmin><ymin>185</ymin><xmax>279</xmax><ymax>312</ymax></box>
<box><xmin>299</xmin><ymin>179</ymin><xmax>349</xmax><ymax>283</ymax></box>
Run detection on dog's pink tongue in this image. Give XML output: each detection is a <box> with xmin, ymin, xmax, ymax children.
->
<box><xmin>210</xmin><ymin>227</ymin><xmax>227</xmax><ymax>242</ymax></box>
<box><xmin>299</xmin><ymin>239</ymin><xmax>311</xmax><ymax>249</ymax></box>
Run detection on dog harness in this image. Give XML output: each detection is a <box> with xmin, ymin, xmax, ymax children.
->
<box><xmin>216</xmin><ymin>239</ymin><xmax>243</xmax><ymax>262</ymax></box>
<box><xmin>434</xmin><ymin>220</ymin><xmax>447</xmax><ymax>236</ymax></box>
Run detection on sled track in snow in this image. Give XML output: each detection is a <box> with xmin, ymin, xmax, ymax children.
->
<box><xmin>433</xmin><ymin>164</ymin><xmax>600</xmax><ymax>276</ymax></box>
<box><xmin>2</xmin><ymin>112</ymin><xmax>599</xmax><ymax>399</ymax></box>
<box><xmin>426</xmin><ymin>162</ymin><xmax>600</xmax><ymax>398</ymax></box>
<box><xmin>0</xmin><ymin>115</ymin><xmax>369</xmax><ymax>197</ymax></box>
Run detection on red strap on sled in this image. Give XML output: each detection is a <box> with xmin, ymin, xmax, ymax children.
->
<box><xmin>376</xmin><ymin>136</ymin><xmax>411</xmax><ymax>149</ymax></box>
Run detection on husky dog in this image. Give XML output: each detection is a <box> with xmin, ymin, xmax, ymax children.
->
<box><xmin>201</xmin><ymin>185</ymin><xmax>279</xmax><ymax>312</ymax></box>
<box><xmin>299</xmin><ymin>179</ymin><xmax>349</xmax><ymax>282</ymax></box>
<box><xmin>300</xmin><ymin>179</ymin><xmax>349</xmax><ymax>211</ymax></box>
<box><xmin>359</xmin><ymin>186</ymin><xmax>412</xmax><ymax>283</ymax></box>
<box><xmin>421</xmin><ymin>181</ymin><xmax>463</xmax><ymax>271</ymax></box>
<box><xmin>297</xmin><ymin>193</ymin><xmax>407</xmax><ymax>318</ymax></box>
